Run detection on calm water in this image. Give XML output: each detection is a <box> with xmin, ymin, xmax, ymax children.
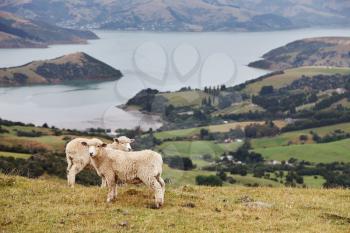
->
<box><xmin>1</xmin><ymin>28</ymin><xmax>350</xmax><ymax>130</ymax></box>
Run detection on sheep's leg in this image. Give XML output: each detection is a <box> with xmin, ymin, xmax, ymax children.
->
<box><xmin>100</xmin><ymin>177</ymin><xmax>107</xmax><ymax>188</ymax></box>
<box><xmin>140</xmin><ymin>176</ymin><xmax>164</xmax><ymax>208</ymax></box>
<box><xmin>66</xmin><ymin>156</ymin><xmax>73</xmax><ymax>173</ymax></box>
<box><xmin>105</xmin><ymin>173</ymin><xmax>117</xmax><ymax>202</ymax></box>
<box><xmin>67</xmin><ymin>164</ymin><xmax>84</xmax><ymax>187</ymax></box>
<box><xmin>157</xmin><ymin>176</ymin><xmax>166</xmax><ymax>197</ymax></box>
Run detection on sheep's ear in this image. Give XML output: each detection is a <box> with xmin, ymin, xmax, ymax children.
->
<box><xmin>81</xmin><ymin>142</ymin><xmax>88</xmax><ymax>146</ymax></box>
<box><xmin>101</xmin><ymin>143</ymin><xmax>107</xmax><ymax>148</ymax></box>
<box><xmin>113</xmin><ymin>138</ymin><xmax>119</xmax><ymax>143</ymax></box>
<box><xmin>130</xmin><ymin>139</ymin><xmax>135</xmax><ymax>143</ymax></box>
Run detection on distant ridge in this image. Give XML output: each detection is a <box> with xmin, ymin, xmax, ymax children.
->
<box><xmin>0</xmin><ymin>52</ymin><xmax>123</xmax><ymax>86</ymax></box>
<box><xmin>0</xmin><ymin>11</ymin><xmax>98</xmax><ymax>48</ymax></box>
<box><xmin>249</xmin><ymin>37</ymin><xmax>350</xmax><ymax>70</ymax></box>
<box><xmin>1</xmin><ymin>0</ymin><xmax>350</xmax><ymax>32</ymax></box>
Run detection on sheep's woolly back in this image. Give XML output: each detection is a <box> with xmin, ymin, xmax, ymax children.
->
<box><xmin>93</xmin><ymin>148</ymin><xmax>163</xmax><ymax>182</ymax></box>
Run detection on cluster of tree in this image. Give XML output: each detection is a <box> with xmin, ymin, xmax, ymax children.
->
<box><xmin>126</xmin><ymin>88</ymin><xmax>160</xmax><ymax>112</ymax></box>
<box><xmin>0</xmin><ymin>118</ymin><xmax>34</xmax><ymax>127</ymax></box>
<box><xmin>252</xmin><ymin>91</ymin><xmax>310</xmax><ymax>113</ymax></box>
<box><xmin>280</xmin><ymin>74</ymin><xmax>350</xmax><ymax>93</ymax></box>
<box><xmin>314</xmin><ymin>92</ymin><xmax>350</xmax><ymax>111</ymax></box>
<box><xmin>201</xmin><ymin>96</ymin><xmax>214</xmax><ymax>107</ymax></box>
<box><xmin>163</xmin><ymin>156</ymin><xmax>196</xmax><ymax>171</ymax></box>
<box><xmin>203</xmin><ymin>85</ymin><xmax>226</xmax><ymax>95</ymax></box>
<box><xmin>195</xmin><ymin>175</ymin><xmax>223</xmax><ymax>186</ymax></box>
<box><xmin>229</xmin><ymin>141</ymin><xmax>264</xmax><ymax>164</ymax></box>
<box><xmin>244</xmin><ymin>121</ymin><xmax>280</xmax><ymax>138</ymax></box>
<box><xmin>285</xmin><ymin>171</ymin><xmax>304</xmax><ymax>186</ymax></box>
<box><xmin>0</xmin><ymin>153</ymin><xmax>100</xmax><ymax>186</ymax></box>
<box><xmin>16</xmin><ymin>130</ymin><xmax>43</xmax><ymax>137</ymax></box>
<box><xmin>282</xmin><ymin>110</ymin><xmax>350</xmax><ymax>132</ymax></box>
<box><xmin>222</xmin><ymin>111</ymin><xmax>276</xmax><ymax>122</ymax></box>
<box><xmin>311</xmin><ymin>130</ymin><xmax>350</xmax><ymax>144</ymax></box>
<box><xmin>0</xmin><ymin>143</ymin><xmax>47</xmax><ymax>154</ymax></box>
<box><xmin>217</xmin><ymin>92</ymin><xmax>242</xmax><ymax>109</ymax></box>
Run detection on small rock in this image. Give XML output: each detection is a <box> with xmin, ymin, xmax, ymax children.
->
<box><xmin>215</xmin><ymin>208</ymin><xmax>221</xmax><ymax>213</ymax></box>
<box><xmin>245</xmin><ymin>201</ymin><xmax>273</xmax><ymax>209</ymax></box>
<box><xmin>182</xmin><ymin>202</ymin><xmax>196</xmax><ymax>208</ymax></box>
<box><xmin>119</xmin><ymin>221</ymin><xmax>129</xmax><ymax>227</ymax></box>
<box><xmin>238</xmin><ymin>195</ymin><xmax>254</xmax><ymax>203</ymax></box>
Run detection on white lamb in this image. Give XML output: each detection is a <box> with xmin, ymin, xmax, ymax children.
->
<box><xmin>66</xmin><ymin>136</ymin><xmax>134</xmax><ymax>187</ymax></box>
<box><xmin>81</xmin><ymin>138</ymin><xmax>165</xmax><ymax>208</ymax></box>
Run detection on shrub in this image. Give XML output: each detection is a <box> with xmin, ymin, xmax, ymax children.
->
<box><xmin>196</xmin><ymin>175</ymin><xmax>223</xmax><ymax>186</ymax></box>
<box><xmin>0</xmin><ymin>126</ymin><xmax>9</xmax><ymax>134</ymax></box>
<box><xmin>16</xmin><ymin>130</ymin><xmax>43</xmax><ymax>137</ymax></box>
<box><xmin>299</xmin><ymin>135</ymin><xmax>308</xmax><ymax>141</ymax></box>
<box><xmin>216</xmin><ymin>171</ymin><xmax>227</xmax><ymax>181</ymax></box>
<box><xmin>202</xmin><ymin>154</ymin><xmax>213</xmax><ymax>162</ymax></box>
<box><xmin>163</xmin><ymin>156</ymin><xmax>196</xmax><ymax>171</ymax></box>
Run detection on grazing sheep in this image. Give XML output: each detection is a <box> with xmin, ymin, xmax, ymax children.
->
<box><xmin>82</xmin><ymin>139</ymin><xmax>165</xmax><ymax>208</ymax></box>
<box><xmin>66</xmin><ymin>137</ymin><xmax>134</xmax><ymax>187</ymax></box>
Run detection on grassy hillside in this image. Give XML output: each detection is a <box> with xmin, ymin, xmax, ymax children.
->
<box><xmin>249</xmin><ymin>37</ymin><xmax>350</xmax><ymax>70</ymax></box>
<box><xmin>243</xmin><ymin>67</ymin><xmax>350</xmax><ymax>95</ymax></box>
<box><xmin>0</xmin><ymin>52</ymin><xmax>123</xmax><ymax>87</ymax></box>
<box><xmin>1</xmin><ymin>174</ymin><xmax>349</xmax><ymax>233</ymax></box>
<box><xmin>155</xmin><ymin>120</ymin><xmax>286</xmax><ymax>140</ymax></box>
<box><xmin>251</xmin><ymin>122</ymin><xmax>350</xmax><ymax>149</ymax></box>
<box><xmin>254</xmin><ymin>138</ymin><xmax>350</xmax><ymax>163</ymax></box>
<box><xmin>159</xmin><ymin>91</ymin><xmax>213</xmax><ymax>108</ymax></box>
<box><xmin>157</xmin><ymin>140</ymin><xmax>242</xmax><ymax>167</ymax></box>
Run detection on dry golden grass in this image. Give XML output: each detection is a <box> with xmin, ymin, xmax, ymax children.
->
<box><xmin>1</xmin><ymin>174</ymin><xmax>350</xmax><ymax>233</ymax></box>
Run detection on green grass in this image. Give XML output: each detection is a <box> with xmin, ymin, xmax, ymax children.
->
<box><xmin>156</xmin><ymin>140</ymin><xmax>242</xmax><ymax>161</ymax></box>
<box><xmin>303</xmin><ymin>176</ymin><xmax>326</xmax><ymax>188</ymax></box>
<box><xmin>0</xmin><ymin>151</ymin><xmax>31</xmax><ymax>159</ymax></box>
<box><xmin>162</xmin><ymin>165</ymin><xmax>216</xmax><ymax>186</ymax></box>
<box><xmin>155</xmin><ymin>120</ymin><xmax>286</xmax><ymax>140</ymax></box>
<box><xmin>251</xmin><ymin>122</ymin><xmax>350</xmax><ymax>149</ymax></box>
<box><xmin>212</xmin><ymin>101</ymin><xmax>265</xmax><ymax>116</ymax></box>
<box><xmin>1</xmin><ymin>174</ymin><xmax>350</xmax><ymax>233</ymax></box>
<box><xmin>231</xmin><ymin>174</ymin><xmax>283</xmax><ymax>187</ymax></box>
<box><xmin>159</xmin><ymin>90</ymin><xmax>213</xmax><ymax>107</ymax></box>
<box><xmin>254</xmin><ymin>139</ymin><xmax>350</xmax><ymax>163</ymax></box>
<box><xmin>244</xmin><ymin>67</ymin><xmax>350</xmax><ymax>95</ymax></box>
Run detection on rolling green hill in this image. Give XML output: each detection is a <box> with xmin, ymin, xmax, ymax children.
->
<box><xmin>154</xmin><ymin>120</ymin><xmax>286</xmax><ymax>140</ymax></box>
<box><xmin>243</xmin><ymin>67</ymin><xmax>350</xmax><ymax>95</ymax></box>
<box><xmin>254</xmin><ymin>139</ymin><xmax>350</xmax><ymax>163</ymax></box>
<box><xmin>251</xmin><ymin>122</ymin><xmax>350</xmax><ymax>149</ymax></box>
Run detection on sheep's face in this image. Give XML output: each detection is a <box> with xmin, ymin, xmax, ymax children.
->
<box><xmin>81</xmin><ymin>139</ymin><xmax>107</xmax><ymax>157</ymax></box>
<box><xmin>111</xmin><ymin>136</ymin><xmax>135</xmax><ymax>152</ymax></box>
